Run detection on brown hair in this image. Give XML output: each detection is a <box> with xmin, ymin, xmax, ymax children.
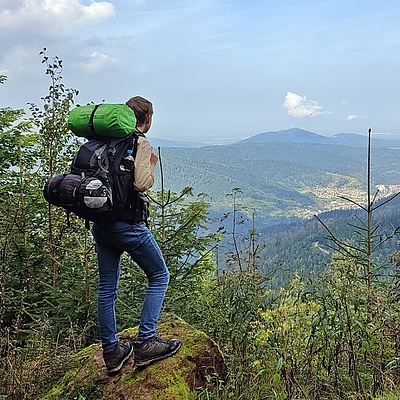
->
<box><xmin>125</xmin><ymin>96</ymin><xmax>153</xmax><ymax>125</ymax></box>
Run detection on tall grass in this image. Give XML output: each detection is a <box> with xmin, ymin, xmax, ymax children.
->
<box><xmin>0</xmin><ymin>316</ymin><xmax>87</xmax><ymax>400</ymax></box>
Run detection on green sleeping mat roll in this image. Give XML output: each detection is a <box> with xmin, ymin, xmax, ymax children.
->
<box><xmin>68</xmin><ymin>103</ymin><xmax>137</xmax><ymax>138</ymax></box>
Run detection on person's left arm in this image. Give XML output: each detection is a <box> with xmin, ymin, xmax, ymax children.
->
<box><xmin>133</xmin><ymin>136</ymin><xmax>158</xmax><ymax>192</ymax></box>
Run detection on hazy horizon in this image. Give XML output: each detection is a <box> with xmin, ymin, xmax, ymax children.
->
<box><xmin>1</xmin><ymin>1</ymin><xmax>399</xmax><ymax>141</ymax></box>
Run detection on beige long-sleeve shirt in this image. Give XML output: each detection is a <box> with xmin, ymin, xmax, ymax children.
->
<box><xmin>134</xmin><ymin>135</ymin><xmax>155</xmax><ymax>192</ymax></box>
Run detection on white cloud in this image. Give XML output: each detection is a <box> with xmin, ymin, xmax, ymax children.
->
<box><xmin>347</xmin><ymin>114</ymin><xmax>358</xmax><ymax>121</ymax></box>
<box><xmin>283</xmin><ymin>92</ymin><xmax>322</xmax><ymax>118</ymax></box>
<box><xmin>0</xmin><ymin>0</ymin><xmax>115</xmax><ymax>37</ymax></box>
<box><xmin>79</xmin><ymin>52</ymin><xmax>116</xmax><ymax>74</ymax></box>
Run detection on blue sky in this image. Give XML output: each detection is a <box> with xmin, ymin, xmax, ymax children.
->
<box><xmin>0</xmin><ymin>0</ymin><xmax>399</xmax><ymax>143</ymax></box>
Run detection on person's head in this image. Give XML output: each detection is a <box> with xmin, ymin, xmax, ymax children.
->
<box><xmin>126</xmin><ymin>96</ymin><xmax>154</xmax><ymax>133</ymax></box>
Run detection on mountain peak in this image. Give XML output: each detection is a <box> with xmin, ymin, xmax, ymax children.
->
<box><xmin>239</xmin><ymin>127</ymin><xmax>328</xmax><ymax>144</ymax></box>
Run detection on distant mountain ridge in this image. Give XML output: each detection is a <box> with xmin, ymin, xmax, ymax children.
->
<box><xmin>151</xmin><ymin>127</ymin><xmax>400</xmax><ymax>148</ymax></box>
<box><xmin>240</xmin><ymin>127</ymin><xmax>329</xmax><ymax>144</ymax></box>
<box><xmin>239</xmin><ymin>127</ymin><xmax>400</xmax><ymax>148</ymax></box>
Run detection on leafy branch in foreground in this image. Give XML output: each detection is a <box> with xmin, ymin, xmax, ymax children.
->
<box><xmin>315</xmin><ymin>128</ymin><xmax>400</xmax><ymax>318</ymax></box>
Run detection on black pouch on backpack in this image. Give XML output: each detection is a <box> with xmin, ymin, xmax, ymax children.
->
<box><xmin>43</xmin><ymin>133</ymin><xmax>141</xmax><ymax>224</ymax></box>
<box><xmin>44</xmin><ymin>173</ymin><xmax>112</xmax><ymax>214</ymax></box>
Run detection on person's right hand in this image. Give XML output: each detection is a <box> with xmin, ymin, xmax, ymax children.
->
<box><xmin>150</xmin><ymin>150</ymin><xmax>158</xmax><ymax>167</ymax></box>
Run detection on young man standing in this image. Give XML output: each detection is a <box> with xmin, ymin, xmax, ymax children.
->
<box><xmin>92</xmin><ymin>96</ymin><xmax>181</xmax><ymax>375</ymax></box>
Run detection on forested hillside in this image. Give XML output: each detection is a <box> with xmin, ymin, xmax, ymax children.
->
<box><xmin>151</xmin><ymin>136</ymin><xmax>400</xmax><ymax>219</ymax></box>
<box><xmin>150</xmin><ymin>131</ymin><xmax>400</xmax><ymax>286</ymax></box>
<box><xmin>257</xmin><ymin>194</ymin><xmax>400</xmax><ymax>286</ymax></box>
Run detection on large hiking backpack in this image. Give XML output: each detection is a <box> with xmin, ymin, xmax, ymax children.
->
<box><xmin>43</xmin><ymin>104</ymin><xmax>145</xmax><ymax>226</ymax></box>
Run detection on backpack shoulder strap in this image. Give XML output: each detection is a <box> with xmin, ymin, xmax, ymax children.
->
<box><xmin>131</xmin><ymin>129</ymin><xmax>145</xmax><ymax>157</ymax></box>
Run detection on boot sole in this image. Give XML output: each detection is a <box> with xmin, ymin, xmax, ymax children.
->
<box><xmin>134</xmin><ymin>341</ymin><xmax>182</xmax><ymax>367</ymax></box>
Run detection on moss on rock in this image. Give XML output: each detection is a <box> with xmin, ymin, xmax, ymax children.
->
<box><xmin>40</xmin><ymin>314</ymin><xmax>226</xmax><ymax>400</ymax></box>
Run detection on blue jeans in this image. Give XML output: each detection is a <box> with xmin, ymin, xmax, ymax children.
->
<box><xmin>92</xmin><ymin>221</ymin><xmax>170</xmax><ymax>350</ymax></box>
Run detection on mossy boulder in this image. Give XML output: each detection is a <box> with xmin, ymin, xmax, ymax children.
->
<box><xmin>40</xmin><ymin>314</ymin><xmax>227</xmax><ymax>400</ymax></box>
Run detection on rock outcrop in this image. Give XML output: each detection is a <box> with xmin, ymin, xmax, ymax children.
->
<box><xmin>40</xmin><ymin>314</ymin><xmax>227</xmax><ymax>400</ymax></box>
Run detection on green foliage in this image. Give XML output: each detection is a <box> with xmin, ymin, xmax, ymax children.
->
<box><xmin>0</xmin><ymin>52</ymin><xmax>98</xmax><ymax>399</ymax></box>
<box><xmin>152</xmin><ymin>188</ymin><xmax>217</xmax><ymax>312</ymax></box>
<box><xmin>0</xmin><ymin>105</ymin><xmax>44</xmax><ymax>326</ymax></box>
<box><xmin>29</xmin><ymin>49</ymin><xmax>80</xmax><ymax>177</ymax></box>
<box><xmin>195</xmin><ymin>130</ymin><xmax>400</xmax><ymax>400</ymax></box>
<box><xmin>195</xmin><ymin>262</ymin><xmax>400</xmax><ymax>400</ymax></box>
<box><xmin>0</xmin><ymin>56</ymin><xmax>101</xmax><ymax>400</ymax></box>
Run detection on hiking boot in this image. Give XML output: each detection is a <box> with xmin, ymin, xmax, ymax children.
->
<box><xmin>103</xmin><ymin>342</ymin><xmax>133</xmax><ymax>375</ymax></box>
<box><xmin>133</xmin><ymin>336</ymin><xmax>182</xmax><ymax>367</ymax></box>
